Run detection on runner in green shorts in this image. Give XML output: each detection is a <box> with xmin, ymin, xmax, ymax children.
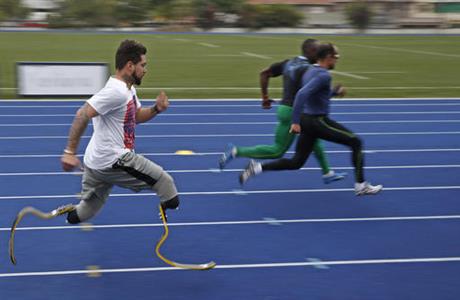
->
<box><xmin>219</xmin><ymin>39</ymin><xmax>347</xmax><ymax>184</ymax></box>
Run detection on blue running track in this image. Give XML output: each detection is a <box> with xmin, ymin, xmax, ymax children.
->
<box><xmin>0</xmin><ymin>98</ymin><xmax>459</xmax><ymax>300</ymax></box>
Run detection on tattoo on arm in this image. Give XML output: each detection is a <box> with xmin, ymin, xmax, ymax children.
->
<box><xmin>66</xmin><ymin>103</ymin><xmax>91</xmax><ymax>152</ymax></box>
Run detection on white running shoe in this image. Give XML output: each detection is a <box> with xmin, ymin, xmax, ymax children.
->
<box><xmin>355</xmin><ymin>182</ymin><xmax>383</xmax><ymax>196</ymax></box>
<box><xmin>239</xmin><ymin>160</ymin><xmax>261</xmax><ymax>185</ymax></box>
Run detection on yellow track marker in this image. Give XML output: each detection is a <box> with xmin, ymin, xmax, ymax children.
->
<box><xmin>80</xmin><ymin>222</ymin><xmax>94</xmax><ymax>231</ymax></box>
<box><xmin>86</xmin><ymin>265</ymin><xmax>102</xmax><ymax>277</ymax></box>
<box><xmin>175</xmin><ymin>150</ymin><xmax>195</xmax><ymax>155</ymax></box>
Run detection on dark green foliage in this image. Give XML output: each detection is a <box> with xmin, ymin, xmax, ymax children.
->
<box><xmin>345</xmin><ymin>1</ymin><xmax>373</xmax><ymax>30</ymax></box>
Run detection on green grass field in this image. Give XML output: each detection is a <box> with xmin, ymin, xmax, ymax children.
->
<box><xmin>0</xmin><ymin>32</ymin><xmax>459</xmax><ymax>99</ymax></box>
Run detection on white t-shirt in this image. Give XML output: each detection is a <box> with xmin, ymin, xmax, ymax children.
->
<box><xmin>84</xmin><ymin>77</ymin><xmax>142</xmax><ymax>169</ymax></box>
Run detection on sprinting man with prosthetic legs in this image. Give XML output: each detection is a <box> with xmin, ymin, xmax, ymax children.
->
<box><xmin>220</xmin><ymin>39</ymin><xmax>346</xmax><ymax>184</ymax></box>
<box><xmin>9</xmin><ymin>40</ymin><xmax>215</xmax><ymax>269</ymax></box>
<box><xmin>240</xmin><ymin>43</ymin><xmax>382</xmax><ymax>196</ymax></box>
<box><xmin>61</xmin><ymin>40</ymin><xmax>179</xmax><ymax>224</ymax></box>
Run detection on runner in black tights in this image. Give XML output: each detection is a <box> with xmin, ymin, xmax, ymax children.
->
<box><xmin>240</xmin><ymin>43</ymin><xmax>383</xmax><ymax>196</ymax></box>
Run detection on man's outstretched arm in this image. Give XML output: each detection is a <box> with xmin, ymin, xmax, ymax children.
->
<box><xmin>61</xmin><ymin>103</ymin><xmax>98</xmax><ymax>171</ymax></box>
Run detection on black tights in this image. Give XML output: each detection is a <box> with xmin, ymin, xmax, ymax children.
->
<box><xmin>262</xmin><ymin>115</ymin><xmax>365</xmax><ymax>183</ymax></box>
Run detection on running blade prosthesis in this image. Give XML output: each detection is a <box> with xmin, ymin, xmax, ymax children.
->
<box><xmin>155</xmin><ymin>204</ymin><xmax>216</xmax><ymax>270</ymax></box>
<box><xmin>9</xmin><ymin>205</ymin><xmax>76</xmax><ymax>265</ymax></box>
<box><xmin>9</xmin><ymin>204</ymin><xmax>216</xmax><ymax>270</ymax></box>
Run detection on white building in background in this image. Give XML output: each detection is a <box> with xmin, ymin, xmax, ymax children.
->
<box><xmin>22</xmin><ymin>0</ymin><xmax>58</xmax><ymax>22</ymax></box>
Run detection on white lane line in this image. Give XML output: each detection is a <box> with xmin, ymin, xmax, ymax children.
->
<box><xmin>2</xmin><ymin>214</ymin><xmax>460</xmax><ymax>232</ymax></box>
<box><xmin>139</xmin><ymin>87</ymin><xmax>265</xmax><ymax>90</ymax></box>
<box><xmin>350</xmin><ymin>71</ymin><xmax>407</xmax><ymax>74</ymax></box>
<box><xmin>198</xmin><ymin>42</ymin><xmax>220</xmax><ymax>48</ymax></box>
<box><xmin>348</xmin><ymin>87</ymin><xmax>460</xmax><ymax>90</ymax></box>
<box><xmin>1</xmin><ymin>131</ymin><xmax>460</xmax><ymax>139</ymax></box>
<box><xmin>207</xmin><ymin>54</ymin><xmax>245</xmax><ymax>57</ymax></box>
<box><xmin>1</xmin><ymin>165</ymin><xmax>460</xmax><ymax>176</ymax></box>
<box><xmin>0</xmin><ymin>98</ymin><xmax>460</xmax><ymax>102</ymax></box>
<box><xmin>2</xmin><ymin>111</ymin><xmax>460</xmax><ymax>117</ymax></box>
<box><xmin>2</xmin><ymin>103</ymin><xmax>460</xmax><ymax>108</ymax></box>
<box><xmin>1</xmin><ymin>257</ymin><xmax>460</xmax><ymax>278</ymax></box>
<box><xmin>330</xmin><ymin>70</ymin><xmax>369</xmax><ymax>80</ymax></box>
<box><xmin>241</xmin><ymin>52</ymin><xmax>272</xmax><ymax>59</ymax></box>
<box><xmin>1</xmin><ymin>119</ymin><xmax>460</xmax><ymax>127</ymax></box>
<box><xmin>173</xmin><ymin>38</ymin><xmax>190</xmax><ymax>42</ymax></box>
<box><xmin>1</xmin><ymin>185</ymin><xmax>459</xmax><ymax>200</ymax></box>
<box><xmin>1</xmin><ymin>148</ymin><xmax>460</xmax><ymax>158</ymax></box>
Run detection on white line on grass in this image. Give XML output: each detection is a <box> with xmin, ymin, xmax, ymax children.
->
<box><xmin>198</xmin><ymin>42</ymin><xmax>220</xmax><ymax>48</ymax></box>
<box><xmin>1</xmin><ymin>185</ymin><xmax>459</xmax><ymax>200</ymax></box>
<box><xmin>1</xmin><ymin>257</ymin><xmax>460</xmax><ymax>278</ymax></box>
<box><xmin>349</xmin><ymin>71</ymin><xmax>407</xmax><ymax>74</ymax></box>
<box><xmin>348</xmin><ymin>86</ymin><xmax>460</xmax><ymax>90</ymax></box>
<box><xmin>2</xmin><ymin>87</ymin><xmax>458</xmax><ymax>91</ymax></box>
<box><xmin>241</xmin><ymin>52</ymin><xmax>272</xmax><ymax>59</ymax></box>
<box><xmin>2</xmin><ymin>214</ymin><xmax>460</xmax><ymax>232</ymax></box>
<box><xmin>1</xmin><ymin>164</ymin><xmax>460</xmax><ymax>176</ymax></box>
<box><xmin>207</xmin><ymin>54</ymin><xmax>245</xmax><ymax>57</ymax></box>
<box><xmin>330</xmin><ymin>70</ymin><xmax>369</xmax><ymax>80</ymax></box>
<box><xmin>342</xmin><ymin>43</ymin><xmax>460</xmax><ymax>59</ymax></box>
<box><xmin>1</xmin><ymin>148</ymin><xmax>458</xmax><ymax>158</ymax></box>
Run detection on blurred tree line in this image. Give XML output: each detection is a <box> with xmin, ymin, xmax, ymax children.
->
<box><xmin>0</xmin><ymin>0</ymin><xmax>303</xmax><ymax>29</ymax></box>
<box><xmin>0</xmin><ymin>0</ymin><xmax>30</xmax><ymax>22</ymax></box>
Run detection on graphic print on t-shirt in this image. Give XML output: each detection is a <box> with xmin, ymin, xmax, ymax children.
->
<box><xmin>123</xmin><ymin>97</ymin><xmax>137</xmax><ymax>149</ymax></box>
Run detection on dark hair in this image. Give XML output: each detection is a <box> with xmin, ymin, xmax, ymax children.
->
<box><xmin>115</xmin><ymin>40</ymin><xmax>147</xmax><ymax>70</ymax></box>
<box><xmin>301</xmin><ymin>38</ymin><xmax>318</xmax><ymax>56</ymax></box>
<box><xmin>316</xmin><ymin>43</ymin><xmax>338</xmax><ymax>60</ymax></box>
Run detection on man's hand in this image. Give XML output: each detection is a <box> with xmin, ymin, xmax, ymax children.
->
<box><xmin>262</xmin><ymin>98</ymin><xmax>275</xmax><ymax>109</ymax></box>
<box><xmin>290</xmin><ymin>123</ymin><xmax>301</xmax><ymax>134</ymax></box>
<box><xmin>61</xmin><ymin>152</ymin><xmax>81</xmax><ymax>172</ymax></box>
<box><xmin>333</xmin><ymin>84</ymin><xmax>346</xmax><ymax>97</ymax></box>
<box><xmin>155</xmin><ymin>91</ymin><xmax>169</xmax><ymax>112</ymax></box>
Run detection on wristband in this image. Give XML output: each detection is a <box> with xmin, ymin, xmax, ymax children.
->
<box><xmin>151</xmin><ymin>105</ymin><xmax>161</xmax><ymax>114</ymax></box>
<box><xmin>63</xmin><ymin>149</ymin><xmax>75</xmax><ymax>155</ymax></box>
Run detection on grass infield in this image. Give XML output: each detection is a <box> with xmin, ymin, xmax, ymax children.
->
<box><xmin>0</xmin><ymin>32</ymin><xmax>459</xmax><ymax>99</ymax></box>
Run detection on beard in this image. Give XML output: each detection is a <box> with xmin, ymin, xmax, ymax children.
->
<box><xmin>132</xmin><ymin>72</ymin><xmax>142</xmax><ymax>86</ymax></box>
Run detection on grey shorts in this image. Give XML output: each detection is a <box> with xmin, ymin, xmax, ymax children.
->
<box><xmin>76</xmin><ymin>151</ymin><xmax>178</xmax><ymax>222</ymax></box>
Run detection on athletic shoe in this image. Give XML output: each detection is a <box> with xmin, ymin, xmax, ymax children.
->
<box><xmin>354</xmin><ymin>182</ymin><xmax>383</xmax><ymax>196</ymax></box>
<box><xmin>239</xmin><ymin>159</ymin><xmax>261</xmax><ymax>185</ymax></box>
<box><xmin>323</xmin><ymin>171</ymin><xmax>347</xmax><ymax>184</ymax></box>
<box><xmin>219</xmin><ymin>143</ymin><xmax>236</xmax><ymax>169</ymax></box>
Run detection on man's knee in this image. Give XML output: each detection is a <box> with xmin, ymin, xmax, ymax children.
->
<box><xmin>154</xmin><ymin>172</ymin><xmax>178</xmax><ymax>200</ymax></box>
<box><xmin>350</xmin><ymin>136</ymin><xmax>362</xmax><ymax>150</ymax></box>
<box><xmin>287</xmin><ymin>155</ymin><xmax>306</xmax><ymax>170</ymax></box>
<box><xmin>67</xmin><ymin>210</ymin><xmax>81</xmax><ymax>224</ymax></box>
<box><xmin>68</xmin><ymin>198</ymin><xmax>104</xmax><ymax>224</ymax></box>
<box><xmin>161</xmin><ymin>195</ymin><xmax>180</xmax><ymax>210</ymax></box>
